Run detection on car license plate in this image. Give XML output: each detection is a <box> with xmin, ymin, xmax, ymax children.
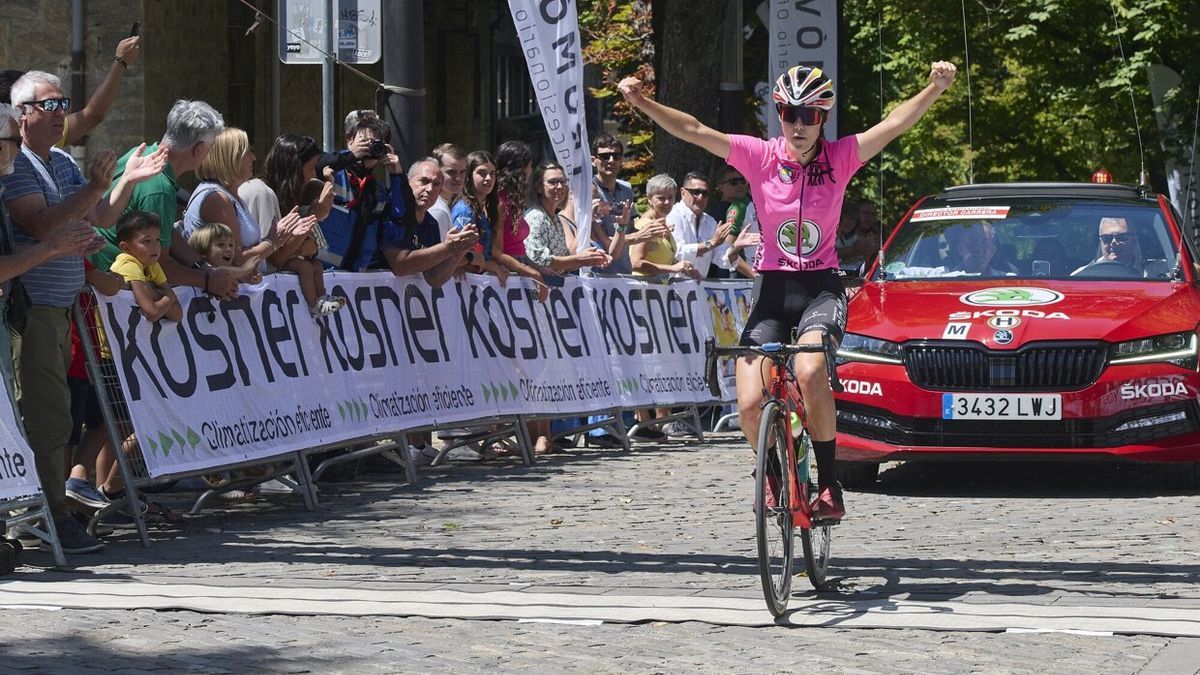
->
<box><xmin>941</xmin><ymin>393</ymin><xmax>1062</xmax><ymax>420</ymax></box>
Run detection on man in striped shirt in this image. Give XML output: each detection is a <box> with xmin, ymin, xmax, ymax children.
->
<box><xmin>1</xmin><ymin>70</ymin><xmax>165</xmax><ymax>555</ymax></box>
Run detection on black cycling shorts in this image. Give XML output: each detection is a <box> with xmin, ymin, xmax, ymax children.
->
<box><xmin>739</xmin><ymin>269</ymin><xmax>847</xmax><ymax>346</ymax></box>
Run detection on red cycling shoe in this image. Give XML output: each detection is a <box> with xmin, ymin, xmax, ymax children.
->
<box><xmin>812</xmin><ymin>484</ymin><xmax>845</xmax><ymax>523</ymax></box>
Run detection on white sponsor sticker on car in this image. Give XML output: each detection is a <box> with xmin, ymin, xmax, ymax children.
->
<box><xmin>910</xmin><ymin>206</ymin><xmax>1011</xmax><ymax>222</ymax></box>
<box><xmin>942</xmin><ymin>393</ymin><xmax>1062</xmax><ymax>420</ymax></box>
<box><xmin>942</xmin><ymin>323</ymin><xmax>971</xmax><ymax>339</ymax></box>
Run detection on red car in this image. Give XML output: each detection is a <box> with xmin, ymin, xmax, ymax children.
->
<box><xmin>834</xmin><ymin>183</ymin><xmax>1200</xmax><ymax>487</ymax></box>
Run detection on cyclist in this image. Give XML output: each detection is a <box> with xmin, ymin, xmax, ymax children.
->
<box><xmin>619</xmin><ymin>61</ymin><xmax>957</xmax><ymax>521</ymax></box>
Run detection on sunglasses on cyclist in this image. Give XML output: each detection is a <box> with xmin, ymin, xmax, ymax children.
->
<box><xmin>595</xmin><ymin>151</ymin><xmax>623</xmax><ymax>162</ymax></box>
<box><xmin>23</xmin><ymin>97</ymin><xmax>72</xmax><ymax>113</ymax></box>
<box><xmin>1100</xmin><ymin>233</ymin><xmax>1131</xmax><ymax>244</ymax></box>
<box><xmin>776</xmin><ymin>105</ymin><xmax>826</xmax><ymax>126</ymax></box>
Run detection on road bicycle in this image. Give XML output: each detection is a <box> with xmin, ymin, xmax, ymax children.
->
<box><xmin>705</xmin><ymin>336</ymin><xmax>843</xmax><ymax>617</ymax></box>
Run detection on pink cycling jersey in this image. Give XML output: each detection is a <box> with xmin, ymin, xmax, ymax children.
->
<box><xmin>726</xmin><ymin>133</ymin><xmax>864</xmax><ymax>272</ymax></box>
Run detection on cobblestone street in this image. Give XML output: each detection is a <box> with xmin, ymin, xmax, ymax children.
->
<box><xmin>2</xmin><ymin>432</ymin><xmax>1199</xmax><ymax>673</ymax></box>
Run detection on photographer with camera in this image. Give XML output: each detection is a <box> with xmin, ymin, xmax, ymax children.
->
<box><xmin>317</xmin><ymin>110</ymin><xmax>413</xmax><ymax>272</ymax></box>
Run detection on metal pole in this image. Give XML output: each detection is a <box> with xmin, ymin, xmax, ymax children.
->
<box><xmin>381</xmin><ymin>0</ymin><xmax>425</xmax><ymax>165</ymax></box>
<box><xmin>718</xmin><ymin>2</ymin><xmax>744</xmax><ymax>133</ymax></box>
<box><xmin>321</xmin><ymin>0</ymin><xmax>335</xmax><ymax>151</ymax></box>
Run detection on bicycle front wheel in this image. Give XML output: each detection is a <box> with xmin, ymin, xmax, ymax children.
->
<box><xmin>755</xmin><ymin>400</ymin><xmax>794</xmax><ymax>617</ymax></box>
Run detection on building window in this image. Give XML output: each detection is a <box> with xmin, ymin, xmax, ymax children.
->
<box><xmin>494</xmin><ymin>47</ymin><xmax>536</xmax><ymax>120</ymax></box>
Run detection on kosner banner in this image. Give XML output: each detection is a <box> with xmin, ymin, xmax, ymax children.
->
<box><xmin>507</xmin><ymin>0</ymin><xmax>594</xmax><ymax>252</ymax></box>
<box><xmin>0</xmin><ymin>382</ymin><xmax>41</xmax><ymax>502</ymax></box>
<box><xmin>765</xmin><ymin>0</ymin><xmax>840</xmax><ymax>140</ymax></box>
<box><xmin>95</xmin><ymin>273</ymin><xmax>716</xmax><ymax>478</ymax></box>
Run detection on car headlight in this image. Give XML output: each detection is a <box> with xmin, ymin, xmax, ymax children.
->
<box><xmin>837</xmin><ymin>333</ymin><xmax>903</xmax><ymax>365</ymax></box>
<box><xmin>1109</xmin><ymin>332</ymin><xmax>1198</xmax><ymax>369</ymax></box>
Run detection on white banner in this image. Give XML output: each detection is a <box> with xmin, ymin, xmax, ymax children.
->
<box><xmin>507</xmin><ymin>0</ymin><xmax>594</xmax><ymax>252</ymax></box>
<box><xmin>96</xmin><ymin>273</ymin><xmax>721</xmax><ymax>478</ymax></box>
<box><xmin>766</xmin><ymin>0</ymin><xmax>839</xmax><ymax>140</ymax></box>
<box><xmin>0</xmin><ymin>381</ymin><xmax>40</xmax><ymax>502</ymax></box>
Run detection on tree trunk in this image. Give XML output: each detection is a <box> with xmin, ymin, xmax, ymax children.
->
<box><xmin>650</xmin><ymin>0</ymin><xmax>728</xmax><ymax>182</ymax></box>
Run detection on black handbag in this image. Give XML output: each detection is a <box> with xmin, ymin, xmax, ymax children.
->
<box><xmin>5</xmin><ymin>277</ymin><xmax>31</xmax><ymax>334</ymax></box>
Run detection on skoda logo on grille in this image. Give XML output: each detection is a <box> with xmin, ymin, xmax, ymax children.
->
<box><xmin>993</xmin><ymin>329</ymin><xmax>1014</xmax><ymax>345</ymax></box>
<box><xmin>960</xmin><ymin>287</ymin><xmax>1064</xmax><ymax>307</ymax></box>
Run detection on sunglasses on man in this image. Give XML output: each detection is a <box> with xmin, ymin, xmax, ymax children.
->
<box><xmin>23</xmin><ymin>97</ymin><xmax>72</xmax><ymax>113</ymax></box>
<box><xmin>776</xmin><ymin>105</ymin><xmax>826</xmax><ymax>126</ymax></box>
<box><xmin>1100</xmin><ymin>233</ymin><xmax>1131</xmax><ymax>244</ymax></box>
<box><xmin>682</xmin><ymin>187</ymin><xmax>709</xmax><ymax>198</ymax></box>
<box><xmin>595</xmin><ymin>151</ymin><xmax>623</xmax><ymax>162</ymax></box>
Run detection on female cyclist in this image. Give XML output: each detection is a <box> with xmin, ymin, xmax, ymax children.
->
<box><xmin>619</xmin><ymin>61</ymin><xmax>957</xmax><ymax>521</ymax></box>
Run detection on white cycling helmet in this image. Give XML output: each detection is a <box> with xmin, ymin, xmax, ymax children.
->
<box><xmin>772</xmin><ymin>66</ymin><xmax>836</xmax><ymax>110</ymax></box>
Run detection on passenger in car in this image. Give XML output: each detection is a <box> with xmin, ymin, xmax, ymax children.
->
<box><xmin>950</xmin><ymin>222</ymin><xmax>1016</xmax><ymax>275</ymax></box>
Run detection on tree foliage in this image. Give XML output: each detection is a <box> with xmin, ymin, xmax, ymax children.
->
<box><xmin>840</xmin><ymin>0</ymin><xmax>1200</xmax><ymax>221</ymax></box>
<box><xmin>577</xmin><ymin>0</ymin><xmax>1200</xmax><ymax>220</ymax></box>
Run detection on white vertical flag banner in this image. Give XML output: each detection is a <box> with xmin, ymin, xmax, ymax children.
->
<box><xmin>766</xmin><ymin>0</ymin><xmax>839</xmax><ymax>140</ymax></box>
<box><xmin>0</xmin><ymin>385</ymin><xmax>41</xmax><ymax>502</ymax></box>
<box><xmin>508</xmin><ymin>0</ymin><xmax>594</xmax><ymax>252</ymax></box>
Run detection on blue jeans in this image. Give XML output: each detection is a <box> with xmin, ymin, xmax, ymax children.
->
<box><xmin>588</xmin><ymin>410</ymin><xmax>635</xmax><ymax>437</ymax></box>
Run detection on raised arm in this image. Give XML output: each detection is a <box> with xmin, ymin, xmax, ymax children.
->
<box><xmin>856</xmin><ymin>61</ymin><xmax>957</xmax><ymax>164</ymax></box>
<box><xmin>63</xmin><ymin>36</ymin><xmax>141</xmax><ymax>145</ymax></box>
<box><xmin>618</xmin><ymin>76</ymin><xmax>731</xmax><ymax>160</ymax></box>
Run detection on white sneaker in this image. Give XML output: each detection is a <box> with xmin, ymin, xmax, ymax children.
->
<box><xmin>258</xmin><ymin>478</ymin><xmax>296</xmax><ymax>495</ymax></box>
<box><xmin>446</xmin><ymin>446</ymin><xmax>485</xmax><ymax>462</ymax></box>
<box><xmin>662</xmin><ymin>421</ymin><xmax>690</xmax><ymax>437</ymax></box>
<box><xmin>311</xmin><ymin>295</ymin><xmax>347</xmax><ymax>317</ymax></box>
<box><xmin>408</xmin><ymin>444</ymin><xmax>435</xmax><ymax>466</ymax></box>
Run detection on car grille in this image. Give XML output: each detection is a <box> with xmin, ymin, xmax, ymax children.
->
<box><xmin>904</xmin><ymin>341</ymin><xmax>1108</xmax><ymax>391</ymax></box>
<box><xmin>837</xmin><ymin>400</ymin><xmax>1200</xmax><ymax>449</ymax></box>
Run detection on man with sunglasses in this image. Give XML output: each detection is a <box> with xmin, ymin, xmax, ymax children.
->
<box><xmin>0</xmin><ymin>35</ymin><xmax>141</xmax><ymax>149</ymax></box>
<box><xmin>2</xmin><ymin>71</ymin><xmax>168</xmax><ymax>555</ymax></box>
<box><xmin>1072</xmin><ymin>217</ymin><xmax>1143</xmax><ymax>276</ymax></box>
<box><xmin>619</xmin><ymin>61</ymin><xmax>957</xmax><ymax>522</ymax></box>
<box><xmin>668</xmin><ymin>172</ymin><xmax>734</xmax><ymax>279</ymax></box>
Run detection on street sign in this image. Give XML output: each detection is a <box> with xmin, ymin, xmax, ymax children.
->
<box><xmin>278</xmin><ymin>0</ymin><xmax>382</xmax><ymax>64</ymax></box>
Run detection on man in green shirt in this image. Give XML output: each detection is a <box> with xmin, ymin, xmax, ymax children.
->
<box><xmin>92</xmin><ymin>100</ymin><xmax>239</xmax><ymax>298</ymax></box>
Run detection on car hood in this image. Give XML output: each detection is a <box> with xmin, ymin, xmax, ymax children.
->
<box><xmin>848</xmin><ymin>280</ymin><xmax>1200</xmax><ymax>347</ymax></box>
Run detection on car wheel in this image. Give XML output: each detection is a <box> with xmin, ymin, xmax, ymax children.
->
<box><xmin>836</xmin><ymin>461</ymin><xmax>880</xmax><ymax>489</ymax></box>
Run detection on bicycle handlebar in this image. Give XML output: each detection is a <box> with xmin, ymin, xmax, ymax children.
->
<box><xmin>703</xmin><ymin>336</ymin><xmax>844</xmax><ymax>399</ymax></box>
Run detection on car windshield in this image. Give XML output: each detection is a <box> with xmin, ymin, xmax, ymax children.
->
<box><xmin>876</xmin><ymin>198</ymin><xmax>1179</xmax><ymax>282</ymax></box>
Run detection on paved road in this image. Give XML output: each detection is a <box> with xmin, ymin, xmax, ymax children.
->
<box><xmin>2</xmin><ymin>431</ymin><xmax>1199</xmax><ymax>673</ymax></box>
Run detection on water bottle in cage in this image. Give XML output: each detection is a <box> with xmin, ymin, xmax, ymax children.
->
<box><xmin>788</xmin><ymin>410</ymin><xmax>812</xmax><ymax>483</ymax></box>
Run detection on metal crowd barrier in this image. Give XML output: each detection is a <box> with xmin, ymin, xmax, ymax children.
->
<box><xmin>1</xmin><ymin>494</ymin><xmax>65</xmax><ymax>566</ymax></box>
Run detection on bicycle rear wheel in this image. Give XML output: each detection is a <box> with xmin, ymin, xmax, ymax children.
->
<box><xmin>755</xmin><ymin>400</ymin><xmax>794</xmax><ymax>617</ymax></box>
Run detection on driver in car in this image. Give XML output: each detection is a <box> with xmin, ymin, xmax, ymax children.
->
<box><xmin>1072</xmin><ymin>217</ymin><xmax>1143</xmax><ymax>275</ymax></box>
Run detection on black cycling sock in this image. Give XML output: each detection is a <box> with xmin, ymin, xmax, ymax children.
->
<box><xmin>813</xmin><ymin>439</ymin><xmax>836</xmax><ymax>489</ymax></box>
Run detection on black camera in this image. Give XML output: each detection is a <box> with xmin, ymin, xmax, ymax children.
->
<box><xmin>367</xmin><ymin>139</ymin><xmax>388</xmax><ymax>159</ymax></box>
